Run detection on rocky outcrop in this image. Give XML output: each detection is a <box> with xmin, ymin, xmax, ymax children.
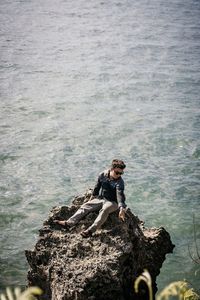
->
<box><xmin>25</xmin><ymin>191</ymin><xmax>174</xmax><ymax>300</ymax></box>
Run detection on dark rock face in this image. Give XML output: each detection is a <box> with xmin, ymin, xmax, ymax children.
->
<box><xmin>25</xmin><ymin>191</ymin><xmax>175</xmax><ymax>300</ymax></box>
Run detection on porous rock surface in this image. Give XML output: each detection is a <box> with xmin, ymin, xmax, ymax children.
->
<box><xmin>25</xmin><ymin>191</ymin><xmax>174</xmax><ymax>300</ymax></box>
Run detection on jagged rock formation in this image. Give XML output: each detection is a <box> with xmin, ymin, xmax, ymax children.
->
<box><xmin>25</xmin><ymin>191</ymin><xmax>175</xmax><ymax>300</ymax></box>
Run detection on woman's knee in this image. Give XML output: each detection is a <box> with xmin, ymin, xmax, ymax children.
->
<box><xmin>103</xmin><ymin>202</ymin><xmax>118</xmax><ymax>213</ymax></box>
<box><xmin>81</xmin><ymin>201</ymin><xmax>101</xmax><ymax>213</ymax></box>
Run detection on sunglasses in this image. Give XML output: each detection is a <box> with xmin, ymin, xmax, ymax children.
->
<box><xmin>114</xmin><ymin>170</ymin><xmax>124</xmax><ymax>176</ymax></box>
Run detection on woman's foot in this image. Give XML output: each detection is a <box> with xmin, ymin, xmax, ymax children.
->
<box><xmin>80</xmin><ymin>229</ymin><xmax>92</xmax><ymax>238</ymax></box>
<box><xmin>53</xmin><ymin>220</ymin><xmax>70</xmax><ymax>228</ymax></box>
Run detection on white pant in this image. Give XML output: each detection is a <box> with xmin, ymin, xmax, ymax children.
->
<box><xmin>67</xmin><ymin>198</ymin><xmax>119</xmax><ymax>232</ymax></box>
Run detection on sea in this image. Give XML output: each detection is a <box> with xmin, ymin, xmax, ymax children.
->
<box><xmin>0</xmin><ymin>0</ymin><xmax>200</xmax><ymax>296</ymax></box>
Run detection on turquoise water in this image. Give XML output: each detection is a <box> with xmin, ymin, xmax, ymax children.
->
<box><xmin>0</xmin><ymin>0</ymin><xmax>200</xmax><ymax>295</ymax></box>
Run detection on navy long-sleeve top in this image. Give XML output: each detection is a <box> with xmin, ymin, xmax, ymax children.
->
<box><xmin>92</xmin><ymin>169</ymin><xmax>126</xmax><ymax>208</ymax></box>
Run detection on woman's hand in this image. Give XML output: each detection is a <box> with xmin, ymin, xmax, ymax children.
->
<box><xmin>118</xmin><ymin>207</ymin><xmax>126</xmax><ymax>221</ymax></box>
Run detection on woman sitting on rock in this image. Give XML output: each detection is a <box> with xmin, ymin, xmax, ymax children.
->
<box><xmin>54</xmin><ymin>159</ymin><xmax>127</xmax><ymax>237</ymax></box>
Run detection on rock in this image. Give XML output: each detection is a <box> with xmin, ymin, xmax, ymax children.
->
<box><xmin>25</xmin><ymin>191</ymin><xmax>175</xmax><ymax>300</ymax></box>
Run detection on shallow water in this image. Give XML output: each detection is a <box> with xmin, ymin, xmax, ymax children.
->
<box><xmin>0</xmin><ymin>0</ymin><xmax>200</xmax><ymax>295</ymax></box>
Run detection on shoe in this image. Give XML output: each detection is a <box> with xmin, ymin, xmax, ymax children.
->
<box><xmin>80</xmin><ymin>229</ymin><xmax>92</xmax><ymax>238</ymax></box>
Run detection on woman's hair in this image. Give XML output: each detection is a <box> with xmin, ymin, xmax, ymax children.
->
<box><xmin>111</xmin><ymin>159</ymin><xmax>126</xmax><ymax>170</ymax></box>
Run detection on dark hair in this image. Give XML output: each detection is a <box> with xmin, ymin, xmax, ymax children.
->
<box><xmin>111</xmin><ymin>159</ymin><xmax>126</xmax><ymax>170</ymax></box>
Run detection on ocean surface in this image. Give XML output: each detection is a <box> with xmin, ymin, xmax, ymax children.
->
<box><xmin>0</xmin><ymin>0</ymin><xmax>200</xmax><ymax>295</ymax></box>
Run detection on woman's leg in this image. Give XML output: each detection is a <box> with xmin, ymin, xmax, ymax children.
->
<box><xmin>66</xmin><ymin>198</ymin><xmax>103</xmax><ymax>225</ymax></box>
<box><xmin>87</xmin><ymin>200</ymin><xmax>118</xmax><ymax>232</ymax></box>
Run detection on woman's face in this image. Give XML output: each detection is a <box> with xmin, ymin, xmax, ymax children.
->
<box><xmin>110</xmin><ymin>168</ymin><xmax>124</xmax><ymax>179</ymax></box>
